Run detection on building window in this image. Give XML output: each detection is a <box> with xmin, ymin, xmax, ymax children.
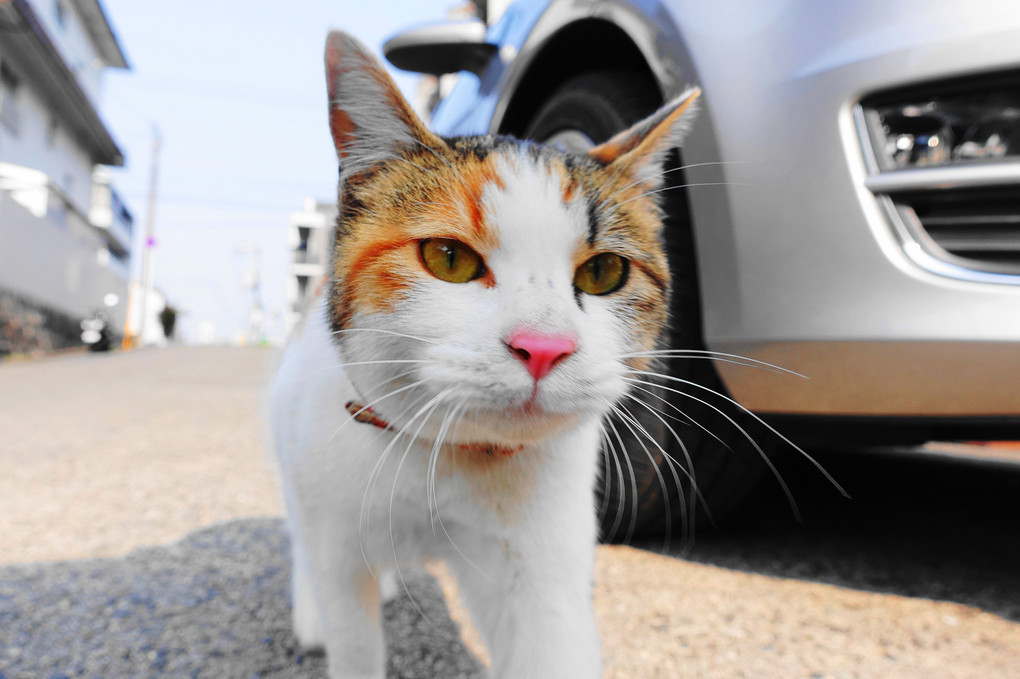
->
<box><xmin>0</xmin><ymin>63</ymin><xmax>21</xmax><ymax>133</ymax></box>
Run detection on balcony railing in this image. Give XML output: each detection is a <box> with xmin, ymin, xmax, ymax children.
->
<box><xmin>291</xmin><ymin>248</ymin><xmax>326</xmax><ymax>265</ymax></box>
<box><xmin>90</xmin><ymin>167</ymin><xmax>134</xmax><ymax>254</ymax></box>
<box><xmin>1</xmin><ymin>161</ymin><xmax>132</xmax><ymax>267</ymax></box>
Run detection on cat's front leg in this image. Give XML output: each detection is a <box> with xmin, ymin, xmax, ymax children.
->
<box><xmin>449</xmin><ymin>532</ymin><xmax>601</xmax><ymax>678</ymax></box>
<box><xmin>298</xmin><ymin>527</ymin><xmax>386</xmax><ymax>679</ymax></box>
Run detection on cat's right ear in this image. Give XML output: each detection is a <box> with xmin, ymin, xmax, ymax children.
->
<box><xmin>588</xmin><ymin>87</ymin><xmax>701</xmax><ymax>190</ymax></box>
<box><xmin>325</xmin><ymin>31</ymin><xmax>447</xmax><ymax>181</ymax></box>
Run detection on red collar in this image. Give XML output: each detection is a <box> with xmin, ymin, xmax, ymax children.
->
<box><xmin>345</xmin><ymin>401</ymin><xmax>523</xmax><ymax>457</ymax></box>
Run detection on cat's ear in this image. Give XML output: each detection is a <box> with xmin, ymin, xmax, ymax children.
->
<box><xmin>324</xmin><ymin>31</ymin><xmax>447</xmax><ymax>181</ymax></box>
<box><xmin>588</xmin><ymin>87</ymin><xmax>701</xmax><ymax>189</ymax></box>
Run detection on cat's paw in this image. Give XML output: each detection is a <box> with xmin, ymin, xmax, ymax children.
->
<box><xmin>293</xmin><ymin>607</ymin><xmax>326</xmax><ymax>652</ymax></box>
<box><xmin>292</xmin><ymin>567</ymin><xmax>326</xmax><ymax>651</ymax></box>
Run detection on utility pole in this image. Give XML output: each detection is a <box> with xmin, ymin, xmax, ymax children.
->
<box><xmin>235</xmin><ymin>243</ymin><xmax>264</xmax><ymax>345</ymax></box>
<box><xmin>136</xmin><ymin>125</ymin><xmax>161</xmax><ymax>347</ymax></box>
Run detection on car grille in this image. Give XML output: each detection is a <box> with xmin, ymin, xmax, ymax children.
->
<box><xmin>893</xmin><ymin>187</ymin><xmax>1020</xmax><ymax>275</ymax></box>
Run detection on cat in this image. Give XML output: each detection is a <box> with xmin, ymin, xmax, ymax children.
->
<box><xmin>269</xmin><ymin>30</ymin><xmax>699</xmax><ymax>679</ymax></box>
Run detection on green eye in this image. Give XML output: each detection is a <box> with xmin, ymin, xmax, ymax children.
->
<box><xmin>574</xmin><ymin>252</ymin><xmax>628</xmax><ymax>295</ymax></box>
<box><xmin>420</xmin><ymin>238</ymin><xmax>485</xmax><ymax>283</ymax></box>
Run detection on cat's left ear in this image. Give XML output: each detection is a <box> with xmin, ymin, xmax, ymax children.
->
<box><xmin>325</xmin><ymin>31</ymin><xmax>447</xmax><ymax>182</ymax></box>
<box><xmin>588</xmin><ymin>87</ymin><xmax>701</xmax><ymax>189</ymax></box>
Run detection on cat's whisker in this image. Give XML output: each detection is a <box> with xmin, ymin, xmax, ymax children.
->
<box><xmin>338</xmin><ymin>359</ymin><xmax>440</xmax><ymax>369</ymax></box>
<box><xmin>610</xmin><ymin>181</ymin><xmax>742</xmax><ymax>210</ymax></box>
<box><xmin>331</xmin><ymin>327</ymin><xmax>442</xmax><ymax>345</ymax></box>
<box><xmin>596</xmin><ymin>415</ymin><xmax>636</xmax><ymax>539</ymax></box>
<box><xmin>387</xmin><ymin>390</ymin><xmax>454</xmax><ymax>623</ymax></box>
<box><xmin>427</xmin><ymin>402</ymin><xmax>461</xmax><ymax>533</ymax></box>
<box><xmin>430</xmin><ymin>402</ymin><xmax>492</xmax><ymax>581</ymax></box>
<box><xmin>600</xmin><ymin>412</ymin><xmax>640</xmax><ymax>545</ymax></box>
<box><xmin>625</xmin><ymin>370</ymin><xmax>849</xmax><ymax>501</ymax></box>
<box><xmin>298</xmin><ymin>360</ymin><xmax>425</xmax><ymax>382</ymax></box>
<box><xmin>620</xmin><ymin>388</ymin><xmax>696</xmax><ymax>428</ymax></box>
<box><xmin>429</xmin><ymin>399</ymin><xmax>465</xmax><ymax>530</ymax></box>
<box><xmin>617</xmin><ymin>391</ymin><xmax>710</xmax><ymax>546</ymax></box>
<box><xmin>320</xmin><ymin>376</ymin><xmax>430</xmax><ymax>496</ymax></box>
<box><xmin>623</xmin><ymin>354</ymin><xmax>795</xmax><ymax>378</ymax></box>
<box><xmin>603</xmin><ymin>160</ymin><xmax>751</xmax><ymax>205</ymax></box>
<box><xmin>617</xmin><ymin>349</ymin><xmax>807</xmax><ymax>378</ymax></box>
<box><xmin>622</xmin><ymin>379</ymin><xmax>733</xmax><ymax>457</ymax></box>
<box><xmin>603</xmin><ymin>398</ymin><xmax>681</xmax><ymax>553</ymax></box>
<box><xmin>359</xmin><ymin>387</ymin><xmax>435</xmax><ymax>574</ymax></box>
<box><xmin>354</xmin><ymin>366</ymin><xmax>424</xmax><ymax>404</ymax></box>
<box><xmin>623</xmin><ymin>373</ymin><xmax>800</xmax><ymax>518</ymax></box>
<box><xmin>596</xmin><ymin>424</ymin><xmax>616</xmax><ymax>526</ymax></box>
<box><xmin>616</xmin><ymin>391</ymin><xmax>703</xmax><ymax>489</ymax></box>
<box><xmin>359</xmin><ymin>384</ymin><xmax>439</xmax><ymax>542</ymax></box>
<box><xmin>599</xmin><ymin>415</ymin><xmax>630</xmax><ymax>544</ymax></box>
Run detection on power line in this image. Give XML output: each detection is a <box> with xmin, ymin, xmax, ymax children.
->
<box><xmin>116</xmin><ymin>193</ymin><xmax>304</xmax><ymax>212</ymax></box>
<box><xmin>112</xmin><ymin>80</ymin><xmax>323</xmax><ymax>112</ymax></box>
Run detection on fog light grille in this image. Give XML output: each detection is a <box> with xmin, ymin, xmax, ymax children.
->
<box><xmin>894</xmin><ymin>188</ymin><xmax>1020</xmax><ymax>274</ymax></box>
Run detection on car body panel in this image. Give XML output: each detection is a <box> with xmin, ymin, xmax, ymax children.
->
<box><xmin>419</xmin><ymin>0</ymin><xmax>1020</xmax><ymax>418</ymax></box>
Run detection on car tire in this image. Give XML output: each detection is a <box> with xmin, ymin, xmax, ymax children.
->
<box><xmin>525</xmin><ymin>71</ymin><xmax>774</xmax><ymax>544</ymax></box>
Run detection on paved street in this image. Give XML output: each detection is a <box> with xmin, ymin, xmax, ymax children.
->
<box><xmin>1</xmin><ymin>347</ymin><xmax>1018</xmax><ymax>678</ymax></box>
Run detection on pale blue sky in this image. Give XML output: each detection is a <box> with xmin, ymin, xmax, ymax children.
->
<box><xmin>102</xmin><ymin>0</ymin><xmax>452</xmax><ymax>343</ymax></box>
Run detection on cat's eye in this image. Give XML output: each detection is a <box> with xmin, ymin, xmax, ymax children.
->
<box><xmin>420</xmin><ymin>238</ymin><xmax>485</xmax><ymax>284</ymax></box>
<box><xmin>574</xmin><ymin>253</ymin><xmax>628</xmax><ymax>296</ymax></box>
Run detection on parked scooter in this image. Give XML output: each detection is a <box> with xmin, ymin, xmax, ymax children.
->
<box><xmin>80</xmin><ymin>293</ymin><xmax>120</xmax><ymax>352</ymax></box>
<box><xmin>80</xmin><ymin>311</ymin><xmax>112</xmax><ymax>352</ymax></box>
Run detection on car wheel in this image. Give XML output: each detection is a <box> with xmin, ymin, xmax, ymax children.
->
<box><xmin>525</xmin><ymin>71</ymin><xmax>773</xmax><ymax>543</ymax></box>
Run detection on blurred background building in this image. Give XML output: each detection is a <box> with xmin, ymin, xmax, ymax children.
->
<box><xmin>285</xmin><ymin>197</ymin><xmax>335</xmax><ymax>336</ymax></box>
<box><xmin>0</xmin><ymin>0</ymin><xmax>134</xmax><ymax>354</ymax></box>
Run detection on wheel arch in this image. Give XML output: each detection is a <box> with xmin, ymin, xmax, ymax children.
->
<box><xmin>494</xmin><ymin>18</ymin><xmax>663</xmax><ymax>137</ymax></box>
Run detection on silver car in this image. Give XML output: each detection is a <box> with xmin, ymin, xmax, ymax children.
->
<box><xmin>384</xmin><ymin>0</ymin><xmax>1020</xmax><ymax>537</ymax></box>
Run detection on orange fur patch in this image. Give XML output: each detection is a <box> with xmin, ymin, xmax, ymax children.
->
<box><xmin>332</xmin><ymin>149</ymin><xmax>507</xmax><ymax>327</ymax></box>
<box><xmin>458</xmin><ymin>161</ymin><xmax>506</xmax><ymax>237</ymax></box>
<box><xmin>355</xmin><ymin>568</ymin><xmax>381</xmax><ymax>624</ymax></box>
<box><xmin>550</xmin><ymin>158</ymin><xmax>579</xmax><ymax>204</ymax></box>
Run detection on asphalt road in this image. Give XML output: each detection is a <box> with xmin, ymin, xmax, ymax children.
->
<box><xmin>0</xmin><ymin>347</ymin><xmax>1018</xmax><ymax>678</ymax></box>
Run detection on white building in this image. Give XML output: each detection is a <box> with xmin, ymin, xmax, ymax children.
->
<box><xmin>285</xmin><ymin>197</ymin><xmax>336</xmax><ymax>336</ymax></box>
<box><xmin>0</xmin><ymin>0</ymin><xmax>132</xmax><ymax>350</ymax></box>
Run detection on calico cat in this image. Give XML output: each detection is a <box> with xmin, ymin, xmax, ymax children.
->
<box><xmin>269</xmin><ymin>30</ymin><xmax>698</xmax><ymax>679</ymax></box>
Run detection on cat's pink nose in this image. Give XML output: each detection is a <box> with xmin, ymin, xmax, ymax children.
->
<box><xmin>507</xmin><ymin>331</ymin><xmax>576</xmax><ymax>382</ymax></box>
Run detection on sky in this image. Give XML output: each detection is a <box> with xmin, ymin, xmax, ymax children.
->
<box><xmin>101</xmin><ymin>0</ymin><xmax>453</xmax><ymax>344</ymax></box>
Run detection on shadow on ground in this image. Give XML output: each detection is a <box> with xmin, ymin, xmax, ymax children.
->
<box><xmin>640</xmin><ymin>448</ymin><xmax>1020</xmax><ymax>623</ymax></box>
<box><xmin>0</xmin><ymin>519</ymin><xmax>483</xmax><ymax>679</ymax></box>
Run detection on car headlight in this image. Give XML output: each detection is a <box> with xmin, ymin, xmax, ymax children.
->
<box><xmin>862</xmin><ymin>84</ymin><xmax>1020</xmax><ymax>170</ymax></box>
<box><xmin>855</xmin><ymin>73</ymin><xmax>1020</xmax><ymax>282</ymax></box>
